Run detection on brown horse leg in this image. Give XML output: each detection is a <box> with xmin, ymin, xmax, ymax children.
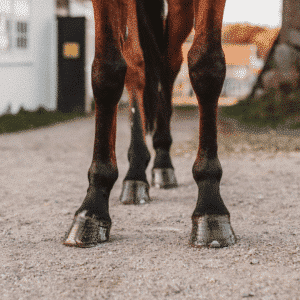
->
<box><xmin>188</xmin><ymin>0</ymin><xmax>236</xmax><ymax>247</ymax></box>
<box><xmin>152</xmin><ymin>0</ymin><xmax>194</xmax><ymax>189</ymax></box>
<box><xmin>119</xmin><ymin>0</ymin><xmax>151</xmax><ymax>205</ymax></box>
<box><xmin>64</xmin><ymin>0</ymin><xmax>127</xmax><ymax>247</ymax></box>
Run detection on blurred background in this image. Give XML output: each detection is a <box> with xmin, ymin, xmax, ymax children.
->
<box><xmin>2</xmin><ymin>0</ymin><xmax>299</xmax><ymax>129</ymax></box>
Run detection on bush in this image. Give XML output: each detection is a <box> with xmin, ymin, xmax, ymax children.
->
<box><xmin>220</xmin><ymin>88</ymin><xmax>300</xmax><ymax>128</ymax></box>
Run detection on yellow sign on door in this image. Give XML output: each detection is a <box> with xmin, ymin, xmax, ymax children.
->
<box><xmin>63</xmin><ymin>42</ymin><xmax>80</xmax><ymax>59</ymax></box>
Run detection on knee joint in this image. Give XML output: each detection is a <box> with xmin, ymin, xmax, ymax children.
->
<box><xmin>192</xmin><ymin>156</ymin><xmax>222</xmax><ymax>183</ymax></box>
<box><xmin>92</xmin><ymin>55</ymin><xmax>127</xmax><ymax>107</ymax></box>
<box><xmin>88</xmin><ymin>161</ymin><xmax>119</xmax><ymax>190</ymax></box>
<box><xmin>188</xmin><ymin>46</ymin><xmax>226</xmax><ymax>100</ymax></box>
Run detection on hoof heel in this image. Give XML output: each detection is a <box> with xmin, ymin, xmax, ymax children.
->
<box><xmin>190</xmin><ymin>214</ymin><xmax>236</xmax><ymax>248</ymax></box>
<box><xmin>120</xmin><ymin>180</ymin><xmax>150</xmax><ymax>205</ymax></box>
<box><xmin>151</xmin><ymin>168</ymin><xmax>178</xmax><ymax>189</ymax></box>
<box><xmin>63</xmin><ymin>211</ymin><xmax>111</xmax><ymax>247</ymax></box>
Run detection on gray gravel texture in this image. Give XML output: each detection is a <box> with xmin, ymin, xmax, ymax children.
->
<box><xmin>1</xmin><ymin>107</ymin><xmax>300</xmax><ymax>299</ymax></box>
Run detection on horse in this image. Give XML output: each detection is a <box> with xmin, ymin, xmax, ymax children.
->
<box><xmin>64</xmin><ymin>0</ymin><xmax>236</xmax><ymax>248</ymax></box>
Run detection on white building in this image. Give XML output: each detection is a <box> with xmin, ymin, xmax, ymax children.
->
<box><xmin>0</xmin><ymin>0</ymin><xmax>57</xmax><ymax>115</ymax></box>
<box><xmin>0</xmin><ymin>0</ymin><xmax>95</xmax><ymax>116</ymax></box>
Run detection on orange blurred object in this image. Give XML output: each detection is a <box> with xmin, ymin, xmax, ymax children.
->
<box><xmin>221</xmin><ymin>23</ymin><xmax>280</xmax><ymax>59</ymax></box>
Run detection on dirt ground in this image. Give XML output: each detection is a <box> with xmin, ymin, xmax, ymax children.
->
<box><xmin>1</xmin><ymin>107</ymin><xmax>300</xmax><ymax>299</ymax></box>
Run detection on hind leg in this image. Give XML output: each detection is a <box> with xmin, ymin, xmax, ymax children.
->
<box><xmin>188</xmin><ymin>0</ymin><xmax>236</xmax><ymax>247</ymax></box>
<box><xmin>152</xmin><ymin>0</ymin><xmax>194</xmax><ymax>188</ymax></box>
<box><xmin>119</xmin><ymin>0</ymin><xmax>151</xmax><ymax>205</ymax></box>
<box><xmin>64</xmin><ymin>0</ymin><xmax>127</xmax><ymax>247</ymax></box>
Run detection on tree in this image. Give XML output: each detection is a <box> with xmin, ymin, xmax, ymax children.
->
<box><xmin>223</xmin><ymin>0</ymin><xmax>300</xmax><ymax>128</ymax></box>
<box><xmin>251</xmin><ymin>0</ymin><xmax>300</xmax><ymax>102</ymax></box>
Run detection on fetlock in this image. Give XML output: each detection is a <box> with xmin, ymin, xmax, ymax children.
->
<box><xmin>153</xmin><ymin>148</ymin><xmax>173</xmax><ymax>169</ymax></box>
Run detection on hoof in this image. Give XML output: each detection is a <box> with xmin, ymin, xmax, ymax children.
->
<box><xmin>120</xmin><ymin>180</ymin><xmax>150</xmax><ymax>205</ymax></box>
<box><xmin>190</xmin><ymin>214</ymin><xmax>236</xmax><ymax>248</ymax></box>
<box><xmin>151</xmin><ymin>168</ymin><xmax>178</xmax><ymax>189</ymax></box>
<box><xmin>63</xmin><ymin>211</ymin><xmax>111</xmax><ymax>248</ymax></box>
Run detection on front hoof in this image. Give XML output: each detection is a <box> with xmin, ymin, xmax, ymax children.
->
<box><xmin>120</xmin><ymin>180</ymin><xmax>150</xmax><ymax>205</ymax></box>
<box><xmin>152</xmin><ymin>168</ymin><xmax>178</xmax><ymax>189</ymax></box>
<box><xmin>63</xmin><ymin>211</ymin><xmax>111</xmax><ymax>247</ymax></box>
<box><xmin>190</xmin><ymin>214</ymin><xmax>236</xmax><ymax>248</ymax></box>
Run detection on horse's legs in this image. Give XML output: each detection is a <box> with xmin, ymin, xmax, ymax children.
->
<box><xmin>119</xmin><ymin>0</ymin><xmax>151</xmax><ymax>204</ymax></box>
<box><xmin>152</xmin><ymin>0</ymin><xmax>194</xmax><ymax>188</ymax></box>
<box><xmin>188</xmin><ymin>0</ymin><xmax>236</xmax><ymax>247</ymax></box>
<box><xmin>64</xmin><ymin>0</ymin><xmax>127</xmax><ymax>247</ymax></box>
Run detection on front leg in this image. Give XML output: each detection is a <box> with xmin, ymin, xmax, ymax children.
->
<box><xmin>188</xmin><ymin>0</ymin><xmax>236</xmax><ymax>248</ymax></box>
<box><xmin>64</xmin><ymin>0</ymin><xmax>126</xmax><ymax>247</ymax></box>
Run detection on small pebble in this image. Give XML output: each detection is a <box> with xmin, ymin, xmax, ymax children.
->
<box><xmin>247</xmin><ymin>249</ymin><xmax>256</xmax><ymax>256</ymax></box>
<box><xmin>242</xmin><ymin>292</ymin><xmax>255</xmax><ymax>297</ymax></box>
<box><xmin>250</xmin><ymin>259</ymin><xmax>259</xmax><ymax>264</ymax></box>
<box><xmin>210</xmin><ymin>241</ymin><xmax>220</xmax><ymax>248</ymax></box>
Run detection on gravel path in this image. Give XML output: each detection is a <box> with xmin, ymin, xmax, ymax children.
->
<box><xmin>1</xmin><ymin>107</ymin><xmax>300</xmax><ymax>299</ymax></box>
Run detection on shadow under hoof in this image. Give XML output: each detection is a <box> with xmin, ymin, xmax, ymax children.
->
<box><xmin>151</xmin><ymin>168</ymin><xmax>178</xmax><ymax>189</ymax></box>
<box><xmin>120</xmin><ymin>180</ymin><xmax>150</xmax><ymax>205</ymax></box>
<box><xmin>190</xmin><ymin>214</ymin><xmax>236</xmax><ymax>248</ymax></box>
<box><xmin>63</xmin><ymin>211</ymin><xmax>111</xmax><ymax>248</ymax></box>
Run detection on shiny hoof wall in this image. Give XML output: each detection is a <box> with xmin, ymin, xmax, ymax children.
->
<box><xmin>63</xmin><ymin>211</ymin><xmax>111</xmax><ymax>248</ymax></box>
<box><xmin>120</xmin><ymin>180</ymin><xmax>150</xmax><ymax>205</ymax></box>
<box><xmin>190</xmin><ymin>214</ymin><xmax>236</xmax><ymax>248</ymax></box>
<box><xmin>151</xmin><ymin>168</ymin><xmax>178</xmax><ymax>189</ymax></box>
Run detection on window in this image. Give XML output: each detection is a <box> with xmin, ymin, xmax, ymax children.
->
<box><xmin>0</xmin><ymin>0</ymin><xmax>30</xmax><ymax>53</ymax></box>
<box><xmin>14</xmin><ymin>0</ymin><xmax>30</xmax><ymax>50</ymax></box>
<box><xmin>16</xmin><ymin>21</ymin><xmax>27</xmax><ymax>48</ymax></box>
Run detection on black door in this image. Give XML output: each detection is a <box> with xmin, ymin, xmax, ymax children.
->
<box><xmin>57</xmin><ymin>17</ymin><xmax>86</xmax><ymax>113</ymax></box>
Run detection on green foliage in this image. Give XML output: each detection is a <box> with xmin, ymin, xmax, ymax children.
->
<box><xmin>220</xmin><ymin>89</ymin><xmax>300</xmax><ymax>128</ymax></box>
<box><xmin>0</xmin><ymin>107</ymin><xmax>85</xmax><ymax>134</ymax></box>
